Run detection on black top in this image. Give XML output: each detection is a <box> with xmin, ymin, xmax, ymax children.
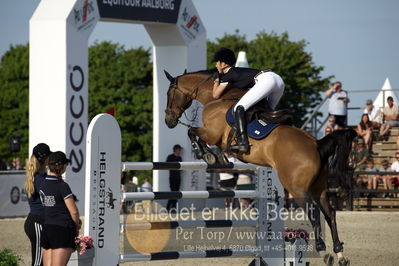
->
<box><xmin>166</xmin><ymin>154</ymin><xmax>182</xmax><ymax>178</ymax></box>
<box><xmin>220</xmin><ymin>67</ymin><xmax>261</xmax><ymax>90</ymax></box>
<box><xmin>39</xmin><ymin>175</ymin><xmax>75</xmax><ymax>228</ymax></box>
<box><xmin>28</xmin><ymin>173</ymin><xmax>46</xmax><ymax>217</ymax></box>
<box><xmin>125</xmin><ymin>183</ymin><xmax>138</xmax><ymax>193</ymax></box>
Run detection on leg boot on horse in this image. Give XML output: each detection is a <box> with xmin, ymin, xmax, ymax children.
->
<box><xmin>230</xmin><ymin>105</ymin><xmax>250</xmax><ymax>153</ymax></box>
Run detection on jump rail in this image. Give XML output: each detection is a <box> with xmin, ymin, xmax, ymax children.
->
<box><xmin>122</xmin><ymin>161</ymin><xmax>258</xmax><ymax>171</ymax></box>
<box><xmin>120</xmin><ymin>249</ymin><xmax>256</xmax><ymax>262</ymax></box>
<box><xmin>79</xmin><ymin>114</ymin><xmax>307</xmax><ymax>266</ymax></box>
<box><xmin>122</xmin><ymin>190</ymin><xmax>259</xmax><ymax>200</ymax></box>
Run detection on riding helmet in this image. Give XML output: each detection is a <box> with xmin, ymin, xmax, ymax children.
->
<box><xmin>213</xmin><ymin>48</ymin><xmax>236</xmax><ymax>66</ymax></box>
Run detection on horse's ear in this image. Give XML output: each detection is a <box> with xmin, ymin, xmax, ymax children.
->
<box><xmin>164</xmin><ymin>70</ymin><xmax>175</xmax><ymax>83</ymax></box>
<box><xmin>183</xmin><ymin>69</ymin><xmax>187</xmax><ymax>75</ymax></box>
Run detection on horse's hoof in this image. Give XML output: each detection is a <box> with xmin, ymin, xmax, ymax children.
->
<box><xmin>338</xmin><ymin>257</ymin><xmax>350</xmax><ymax>266</ymax></box>
<box><xmin>203</xmin><ymin>152</ymin><xmax>216</xmax><ymax>164</ymax></box>
<box><xmin>323</xmin><ymin>253</ymin><xmax>334</xmax><ymax>266</ymax></box>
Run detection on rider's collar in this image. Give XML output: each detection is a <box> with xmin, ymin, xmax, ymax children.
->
<box><xmin>223</xmin><ymin>67</ymin><xmax>232</xmax><ymax>74</ymax></box>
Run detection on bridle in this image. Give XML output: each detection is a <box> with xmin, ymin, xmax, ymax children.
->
<box><xmin>166</xmin><ymin>74</ymin><xmax>212</xmax><ymax>125</ymax></box>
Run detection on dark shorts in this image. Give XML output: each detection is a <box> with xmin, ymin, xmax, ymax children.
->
<box><xmin>41</xmin><ymin>224</ymin><xmax>76</xmax><ymax>249</ymax></box>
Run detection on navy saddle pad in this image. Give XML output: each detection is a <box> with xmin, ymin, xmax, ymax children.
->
<box><xmin>226</xmin><ymin>106</ymin><xmax>280</xmax><ymax>140</ymax></box>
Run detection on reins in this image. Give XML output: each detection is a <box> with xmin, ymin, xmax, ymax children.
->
<box><xmin>168</xmin><ymin>74</ymin><xmax>213</xmax><ymax>126</ymax></box>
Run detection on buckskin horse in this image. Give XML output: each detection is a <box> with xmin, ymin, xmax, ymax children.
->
<box><xmin>164</xmin><ymin>70</ymin><xmax>356</xmax><ymax>266</ymax></box>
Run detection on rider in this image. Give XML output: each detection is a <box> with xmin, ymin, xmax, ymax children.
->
<box><xmin>212</xmin><ymin>47</ymin><xmax>285</xmax><ymax>153</ymax></box>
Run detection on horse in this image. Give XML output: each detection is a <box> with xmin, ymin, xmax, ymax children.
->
<box><xmin>164</xmin><ymin>69</ymin><xmax>356</xmax><ymax>266</ymax></box>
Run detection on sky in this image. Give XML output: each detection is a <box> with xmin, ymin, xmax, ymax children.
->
<box><xmin>1</xmin><ymin>0</ymin><xmax>399</xmax><ymax>126</ymax></box>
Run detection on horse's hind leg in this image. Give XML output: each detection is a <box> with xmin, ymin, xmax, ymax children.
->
<box><xmin>290</xmin><ymin>191</ymin><xmax>333</xmax><ymax>266</ymax></box>
<box><xmin>318</xmin><ymin>189</ymin><xmax>349</xmax><ymax>266</ymax></box>
<box><xmin>310</xmin><ymin>170</ymin><xmax>349</xmax><ymax>266</ymax></box>
<box><xmin>307</xmin><ymin>202</ymin><xmax>335</xmax><ymax>266</ymax></box>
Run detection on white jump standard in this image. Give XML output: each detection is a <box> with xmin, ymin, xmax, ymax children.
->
<box><xmin>82</xmin><ymin>114</ymin><xmax>306</xmax><ymax>266</ymax></box>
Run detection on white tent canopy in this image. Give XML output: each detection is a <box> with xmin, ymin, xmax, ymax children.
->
<box><xmin>373</xmin><ymin>78</ymin><xmax>398</xmax><ymax>109</ymax></box>
<box><xmin>235</xmin><ymin>51</ymin><xmax>249</xmax><ymax>67</ymax></box>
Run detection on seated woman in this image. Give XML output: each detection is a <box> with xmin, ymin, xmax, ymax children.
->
<box><xmin>357</xmin><ymin>113</ymin><xmax>373</xmax><ymax>151</ymax></box>
<box><xmin>324</xmin><ymin>115</ymin><xmax>338</xmax><ymax>136</ymax></box>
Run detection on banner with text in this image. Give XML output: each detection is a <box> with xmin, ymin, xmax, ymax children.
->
<box><xmin>0</xmin><ymin>171</ymin><xmax>29</xmax><ymax>218</ymax></box>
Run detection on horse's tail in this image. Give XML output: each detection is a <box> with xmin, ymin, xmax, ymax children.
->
<box><xmin>317</xmin><ymin>129</ymin><xmax>357</xmax><ymax>193</ymax></box>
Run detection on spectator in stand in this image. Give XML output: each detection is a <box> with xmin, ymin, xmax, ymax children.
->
<box><xmin>24</xmin><ymin>143</ymin><xmax>52</xmax><ymax>266</ymax></box>
<box><xmin>11</xmin><ymin>157</ymin><xmax>24</xmax><ymax>170</ymax></box>
<box><xmin>166</xmin><ymin>144</ymin><xmax>183</xmax><ymax>211</ymax></box>
<box><xmin>363</xmin><ymin>159</ymin><xmax>378</xmax><ymax>190</ymax></box>
<box><xmin>387</xmin><ymin>152</ymin><xmax>399</xmax><ymax>197</ymax></box>
<box><xmin>381</xmin><ymin>96</ymin><xmax>399</xmax><ymax>137</ymax></box>
<box><xmin>349</xmin><ymin>139</ymin><xmax>369</xmax><ymax>171</ymax></box>
<box><xmin>364</xmin><ymin>99</ymin><xmax>389</xmax><ymax>139</ymax></box>
<box><xmin>40</xmin><ymin>151</ymin><xmax>81</xmax><ymax>266</ymax></box>
<box><xmin>323</xmin><ymin>115</ymin><xmax>338</xmax><ymax>136</ymax></box>
<box><xmin>373</xmin><ymin>159</ymin><xmax>391</xmax><ymax>196</ymax></box>
<box><xmin>324</xmin><ymin>127</ymin><xmax>333</xmax><ymax>136</ymax></box>
<box><xmin>357</xmin><ymin>113</ymin><xmax>374</xmax><ymax>151</ymax></box>
<box><xmin>325</xmin><ymin>81</ymin><xmax>350</xmax><ymax>129</ymax></box>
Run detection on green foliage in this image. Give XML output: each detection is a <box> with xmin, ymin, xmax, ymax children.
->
<box><xmin>0</xmin><ymin>248</ymin><xmax>21</xmax><ymax>266</ymax></box>
<box><xmin>88</xmin><ymin>42</ymin><xmax>153</xmax><ymax>165</ymax></box>
<box><xmin>0</xmin><ymin>44</ymin><xmax>29</xmax><ymax>163</ymax></box>
<box><xmin>208</xmin><ymin>31</ymin><xmax>332</xmax><ymax>126</ymax></box>
<box><xmin>0</xmin><ymin>42</ymin><xmax>153</xmax><ymax>176</ymax></box>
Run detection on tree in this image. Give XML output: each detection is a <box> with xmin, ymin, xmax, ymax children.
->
<box><xmin>88</xmin><ymin>42</ymin><xmax>153</xmax><ymax>164</ymax></box>
<box><xmin>0</xmin><ymin>44</ymin><xmax>29</xmax><ymax>164</ymax></box>
<box><xmin>0</xmin><ymin>42</ymin><xmax>153</xmax><ymax>169</ymax></box>
<box><xmin>207</xmin><ymin>31</ymin><xmax>332</xmax><ymax>127</ymax></box>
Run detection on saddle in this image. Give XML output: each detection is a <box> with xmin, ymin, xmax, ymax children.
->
<box><xmin>245</xmin><ymin>98</ymin><xmax>293</xmax><ymax>126</ymax></box>
<box><xmin>225</xmin><ymin>100</ymin><xmax>293</xmax><ymax>145</ymax></box>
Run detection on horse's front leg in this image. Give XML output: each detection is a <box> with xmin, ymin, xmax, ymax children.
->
<box><xmin>188</xmin><ymin>127</ymin><xmax>206</xmax><ymax>159</ymax></box>
<box><xmin>188</xmin><ymin>127</ymin><xmax>229</xmax><ymax>165</ymax></box>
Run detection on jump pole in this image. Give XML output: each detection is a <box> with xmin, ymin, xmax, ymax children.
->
<box><xmin>80</xmin><ymin>114</ymin><xmax>298</xmax><ymax>266</ymax></box>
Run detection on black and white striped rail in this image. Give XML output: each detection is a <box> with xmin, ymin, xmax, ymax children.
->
<box><xmin>122</xmin><ymin>161</ymin><xmax>258</xmax><ymax>172</ymax></box>
<box><xmin>122</xmin><ymin>190</ymin><xmax>259</xmax><ymax>200</ymax></box>
<box><xmin>122</xmin><ymin>219</ymin><xmax>258</xmax><ymax>231</ymax></box>
<box><xmin>120</xmin><ymin>249</ymin><xmax>256</xmax><ymax>262</ymax></box>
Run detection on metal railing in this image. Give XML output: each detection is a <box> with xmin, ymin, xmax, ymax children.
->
<box><xmin>301</xmin><ymin>88</ymin><xmax>399</xmax><ymax>137</ymax></box>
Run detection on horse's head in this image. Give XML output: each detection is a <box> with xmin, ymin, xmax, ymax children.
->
<box><xmin>164</xmin><ymin>70</ymin><xmax>195</xmax><ymax>128</ymax></box>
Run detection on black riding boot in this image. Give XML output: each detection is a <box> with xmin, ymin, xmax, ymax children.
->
<box><xmin>230</xmin><ymin>105</ymin><xmax>249</xmax><ymax>153</ymax></box>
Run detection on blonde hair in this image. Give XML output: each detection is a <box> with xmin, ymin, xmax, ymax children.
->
<box><xmin>25</xmin><ymin>155</ymin><xmax>42</xmax><ymax>198</ymax></box>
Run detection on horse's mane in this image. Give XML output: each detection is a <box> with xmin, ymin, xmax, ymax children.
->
<box><xmin>180</xmin><ymin>69</ymin><xmax>216</xmax><ymax>77</ymax></box>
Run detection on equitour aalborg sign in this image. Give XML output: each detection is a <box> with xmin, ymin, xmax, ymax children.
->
<box><xmin>97</xmin><ymin>0</ymin><xmax>182</xmax><ymax>23</ymax></box>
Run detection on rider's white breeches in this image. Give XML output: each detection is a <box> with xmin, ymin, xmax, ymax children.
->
<box><xmin>234</xmin><ymin>71</ymin><xmax>285</xmax><ymax>111</ymax></box>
